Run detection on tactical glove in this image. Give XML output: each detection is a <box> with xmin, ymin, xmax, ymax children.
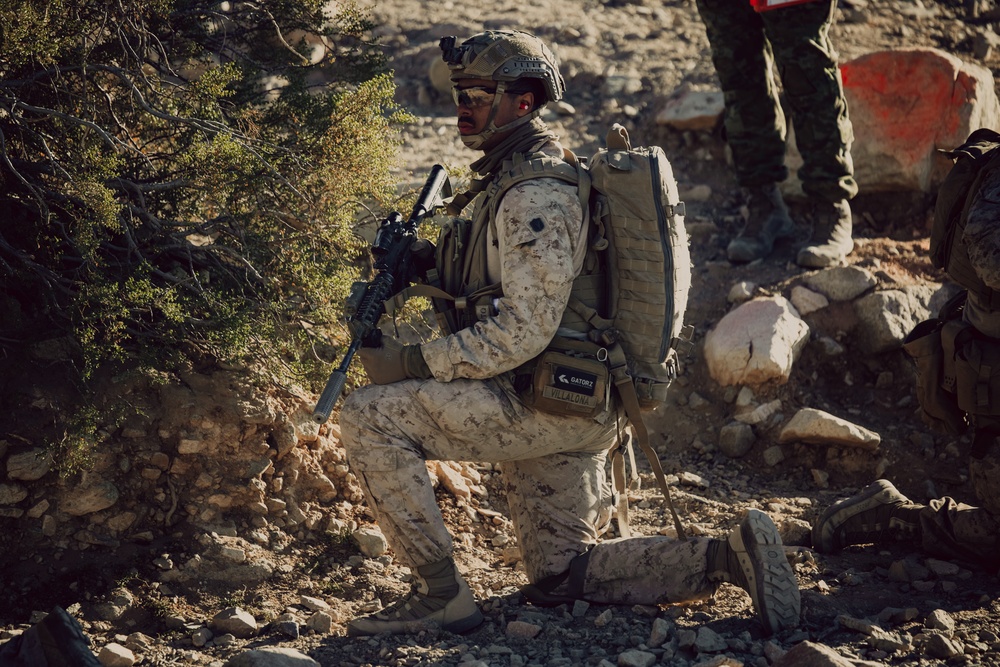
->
<box><xmin>357</xmin><ymin>338</ymin><xmax>432</xmax><ymax>385</ymax></box>
<box><xmin>409</xmin><ymin>238</ymin><xmax>437</xmax><ymax>283</ymax></box>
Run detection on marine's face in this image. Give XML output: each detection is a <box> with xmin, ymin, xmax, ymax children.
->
<box><xmin>452</xmin><ymin>77</ymin><xmax>533</xmax><ymax>150</ymax></box>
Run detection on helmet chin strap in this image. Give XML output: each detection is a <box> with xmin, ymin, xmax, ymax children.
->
<box><xmin>461</xmin><ymin>81</ymin><xmax>541</xmax><ymax>150</ymax></box>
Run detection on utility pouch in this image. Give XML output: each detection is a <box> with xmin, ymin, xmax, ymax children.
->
<box><xmin>525</xmin><ymin>350</ymin><xmax>610</xmax><ymax>418</ymax></box>
<box><xmin>902</xmin><ymin>318</ymin><xmax>966</xmax><ymax>435</ymax></box>
<box><xmin>949</xmin><ymin>324</ymin><xmax>1000</xmax><ymax>416</ymax></box>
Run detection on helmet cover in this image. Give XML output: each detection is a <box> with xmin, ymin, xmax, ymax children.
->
<box><xmin>439</xmin><ymin>30</ymin><xmax>565</xmax><ymax>104</ymax></box>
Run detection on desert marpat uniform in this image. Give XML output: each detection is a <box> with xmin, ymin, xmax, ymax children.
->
<box><xmin>694</xmin><ymin>0</ymin><xmax>857</xmax><ymax>203</ymax></box>
<box><xmin>341</xmin><ymin>169</ymin><xmax>722</xmax><ymax>605</ymax></box>
<box><xmin>341</xmin><ymin>29</ymin><xmax>799</xmax><ymax>637</ymax></box>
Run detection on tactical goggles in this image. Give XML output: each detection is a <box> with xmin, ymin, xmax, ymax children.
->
<box><xmin>451</xmin><ymin>85</ymin><xmax>499</xmax><ymax>108</ymax></box>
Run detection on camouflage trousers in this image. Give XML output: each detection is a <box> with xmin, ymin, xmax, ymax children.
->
<box><xmin>914</xmin><ymin>446</ymin><xmax>1000</xmax><ymax>569</ymax></box>
<box><xmin>339</xmin><ymin>376</ymin><xmax>719</xmax><ymax>605</ymax></box>
<box><xmin>694</xmin><ymin>0</ymin><xmax>858</xmax><ymax>202</ymax></box>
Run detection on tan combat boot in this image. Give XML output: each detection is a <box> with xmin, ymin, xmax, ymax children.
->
<box><xmin>346</xmin><ymin>557</ymin><xmax>484</xmax><ymax>636</ymax></box>
<box><xmin>727</xmin><ymin>184</ymin><xmax>795</xmax><ymax>264</ymax></box>
<box><xmin>796</xmin><ymin>199</ymin><xmax>854</xmax><ymax>268</ymax></box>
<box><xmin>708</xmin><ymin>509</ymin><xmax>801</xmax><ymax>635</ymax></box>
<box><xmin>811</xmin><ymin>479</ymin><xmax>922</xmax><ymax>552</ymax></box>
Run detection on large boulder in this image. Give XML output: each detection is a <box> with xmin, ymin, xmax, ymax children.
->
<box><xmin>704</xmin><ymin>297</ymin><xmax>810</xmax><ymax>387</ymax></box>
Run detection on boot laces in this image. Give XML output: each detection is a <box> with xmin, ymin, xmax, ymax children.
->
<box><xmin>373</xmin><ymin>582</ymin><xmax>452</xmax><ymax>621</ymax></box>
<box><xmin>838</xmin><ymin>497</ymin><xmax>914</xmax><ymax>543</ymax></box>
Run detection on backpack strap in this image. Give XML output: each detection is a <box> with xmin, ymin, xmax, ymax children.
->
<box><xmin>606</xmin><ymin>341</ymin><xmax>687</xmax><ymax>540</ymax></box>
<box><xmin>483</xmin><ymin>154</ymin><xmax>583</xmax><ymax>242</ymax></box>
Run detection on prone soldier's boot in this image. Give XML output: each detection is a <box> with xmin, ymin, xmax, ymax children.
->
<box><xmin>346</xmin><ymin>557</ymin><xmax>484</xmax><ymax>636</ymax></box>
<box><xmin>726</xmin><ymin>184</ymin><xmax>795</xmax><ymax>264</ymax></box>
<box><xmin>708</xmin><ymin>509</ymin><xmax>801</xmax><ymax>635</ymax></box>
<box><xmin>811</xmin><ymin>479</ymin><xmax>922</xmax><ymax>552</ymax></box>
<box><xmin>796</xmin><ymin>198</ymin><xmax>854</xmax><ymax>268</ymax></box>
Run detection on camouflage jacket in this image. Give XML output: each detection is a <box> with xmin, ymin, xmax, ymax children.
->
<box><xmin>420</xmin><ymin>174</ymin><xmax>585</xmax><ymax>381</ymax></box>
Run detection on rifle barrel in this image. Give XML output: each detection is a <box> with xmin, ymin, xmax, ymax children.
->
<box><xmin>311</xmin><ymin>338</ymin><xmax>361</xmax><ymax>424</ymax></box>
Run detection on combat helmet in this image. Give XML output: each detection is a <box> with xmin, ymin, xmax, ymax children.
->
<box><xmin>440</xmin><ymin>30</ymin><xmax>565</xmax><ymax>104</ymax></box>
<box><xmin>440</xmin><ymin>30</ymin><xmax>565</xmax><ymax>149</ymax></box>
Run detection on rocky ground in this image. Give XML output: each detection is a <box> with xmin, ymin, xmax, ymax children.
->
<box><xmin>4</xmin><ymin>0</ymin><xmax>1000</xmax><ymax>666</ymax></box>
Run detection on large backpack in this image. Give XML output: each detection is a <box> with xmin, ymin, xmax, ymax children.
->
<box><xmin>582</xmin><ymin>124</ymin><xmax>692</xmax><ymax>538</ymax></box>
<box><xmin>586</xmin><ymin>124</ymin><xmax>693</xmax><ymax>405</ymax></box>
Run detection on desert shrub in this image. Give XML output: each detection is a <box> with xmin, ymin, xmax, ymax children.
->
<box><xmin>0</xmin><ymin>0</ymin><xmax>407</xmax><ymax>465</ymax></box>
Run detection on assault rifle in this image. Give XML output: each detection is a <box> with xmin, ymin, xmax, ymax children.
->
<box><xmin>311</xmin><ymin>164</ymin><xmax>450</xmax><ymax>424</ymax></box>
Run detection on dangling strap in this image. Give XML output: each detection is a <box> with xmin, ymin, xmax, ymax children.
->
<box><xmin>606</xmin><ymin>343</ymin><xmax>687</xmax><ymax>540</ymax></box>
<box><xmin>611</xmin><ymin>437</ymin><xmax>632</xmax><ymax>538</ymax></box>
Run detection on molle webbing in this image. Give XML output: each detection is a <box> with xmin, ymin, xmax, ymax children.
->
<box><xmin>588</xmin><ymin>125</ymin><xmax>692</xmax><ymax>386</ymax></box>
<box><xmin>463</xmin><ymin>149</ymin><xmax>601</xmax><ymax>337</ymax></box>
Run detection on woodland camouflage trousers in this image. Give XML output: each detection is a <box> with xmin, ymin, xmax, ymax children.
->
<box><xmin>694</xmin><ymin>0</ymin><xmax>858</xmax><ymax>202</ymax></box>
<box><xmin>339</xmin><ymin>376</ymin><xmax>720</xmax><ymax>605</ymax></box>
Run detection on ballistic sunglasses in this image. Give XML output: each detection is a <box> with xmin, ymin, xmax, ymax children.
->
<box><xmin>451</xmin><ymin>85</ymin><xmax>530</xmax><ymax>108</ymax></box>
<box><xmin>451</xmin><ymin>86</ymin><xmax>498</xmax><ymax>108</ymax></box>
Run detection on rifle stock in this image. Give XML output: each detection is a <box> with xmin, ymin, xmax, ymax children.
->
<box><xmin>312</xmin><ymin>165</ymin><xmax>449</xmax><ymax>424</ymax></box>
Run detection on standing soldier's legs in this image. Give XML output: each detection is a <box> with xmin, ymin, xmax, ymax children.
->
<box><xmin>695</xmin><ymin>0</ymin><xmax>787</xmax><ymax>185</ymax></box>
<box><xmin>695</xmin><ymin>0</ymin><xmax>795</xmax><ymax>263</ymax></box>
<box><xmin>764</xmin><ymin>0</ymin><xmax>859</xmax><ymax>267</ymax></box>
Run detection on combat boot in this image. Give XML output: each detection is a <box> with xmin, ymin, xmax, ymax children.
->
<box><xmin>727</xmin><ymin>184</ymin><xmax>795</xmax><ymax>264</ymax></box>
<box><xmin>812</xmin><ymin>479</ymin><xmax>922</xmax><ymax>552</ymax></box>
<box><xmin>708</xmin><ymin>509</ymin><xmax>801</xmax><ymax>635</ymax></box>
<box><xmin>796</xmin><ymin>198</ymin><xmax>854</xmax><ymax>268</ymax></box>
<box><xmin>346</xmin><ymin>557</ymin><xmax>484</xmax><ymax>636</ymax></box>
